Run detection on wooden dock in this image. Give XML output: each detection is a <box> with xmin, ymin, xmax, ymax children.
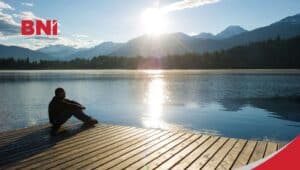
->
<box><xmin>0</xmin><ymin>123</ymin><xmax>285</xmax><ymax>170</ymax></box>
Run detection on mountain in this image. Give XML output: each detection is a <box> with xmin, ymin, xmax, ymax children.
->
<box><xmin>110</xmin><ymin>33</ymin><xmax>194</xmax><ymax>57</ymax></box>
<box><xmin>68</xmin><ymin>41</ymin><xmax>123</xmax><ymax>59</ymax></box>
<box><xmin>112</xmin><ymin>13</ymin><xmax>300</xmax><ymax>57</ymax></box>
<box><xmin>215</xmin><ymin>25</ymin><xmax>247</xmax><ymax>39</ymax></box>
<box><xmin>221</xmin><ymin>13</ymin><xmax>300</xmax><ymax>47</ymax></box>
<box><xmin>275</xmin><ymin>13</ymin><xmax>300</xmax><ymax>24</ymax></box>
<box><xmin>194</xmin><ymin>26</ymin><xmax>247</xmax><ymax>40</ymax></box>
<box><xmin>194</xmin><ymin>32</ymin><xmax>215</xmax><ymax>39</ymax></box>
<box><xmin>37</xmin><ymin>45</ymin><xmax>82</xmax><ymax>59</ymax></box>
<box><xmin>1</xmin><ymin>13</ymin><xmax>300</xmax><ymax>60</ymax></box>
<box><xmin>0</xmin><ymin>44</ymin><xmax>51</xmax><ymax>61</ymax></box>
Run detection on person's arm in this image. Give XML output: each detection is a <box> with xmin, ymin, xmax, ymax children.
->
<box><xmin>64</xmin><ymin>99</ymin><xmax>86</xmax><ymax>109</ymax></box>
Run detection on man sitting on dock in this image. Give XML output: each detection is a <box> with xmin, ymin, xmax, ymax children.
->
<box><xmin>48</xmin><ymin>87</ymin><xmax>98</xmax><ymax>135</ymax></box>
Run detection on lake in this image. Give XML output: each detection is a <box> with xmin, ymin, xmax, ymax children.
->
<box><xmin>0</xmin><ymin>70</ymin><xmax>299</xmax><ymax>142</ymax></box>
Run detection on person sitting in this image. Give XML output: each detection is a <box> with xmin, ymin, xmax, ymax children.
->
<box><xmin>48</xmin><ymin>87</ymin><xmax>98</xmax><ymax>135</ymax></box>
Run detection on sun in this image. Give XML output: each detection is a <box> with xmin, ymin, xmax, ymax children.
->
<box><xmin>141</xmin><ymin>8</ymin><xmax>167</xmax><ymax>36</ymax></box>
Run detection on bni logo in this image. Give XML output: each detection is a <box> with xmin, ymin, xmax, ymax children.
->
<box><xmin>21</xmin><ymin>20</ymin><xmax>58</xmax><ymax>35</ymax></box>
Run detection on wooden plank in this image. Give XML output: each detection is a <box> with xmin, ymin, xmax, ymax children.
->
<box><xmin>1</xmin><ymin>125</ymin><xmax>114</xmax><ymax>167</ymax></box>
<box><xmin>87</xmin><ymin>132</ymin><xmax>185</xmax><ymax>169</ymax></box>
<box><xmin>0</xmin><ymin>123</ymin><xmax>91</xmax><ymax>158</ymax></box>
<box><xmin>248</xmin><ymin>141</ymin><xmax>267</xmax><ymax>163</ymax></box>
<box><xmin>10</xmin><ymin>126</ymin><xmax>142</xmax><ymax>169</ymax></box>
<box><xmin>53</xmin><ymin>130</ymin><xmax>163</xmax><ymax>169</ymax></box>
<box><xmin>138</xmin><ymin>134</ymin><xmax>200</xmax><ymax>170</ymax></box>
<box><xmin>232</xmin><ymin>140</ymin><xmax>257</xmax><ymax>169</ymax></box>
<box><xmin>0</xmin><ymin>124</ymin><xmax>114</xmax><ymax>157</ymax></box>
<box><xmin>216</xmin><ymin>139</ymin><xmax>247</xmax><ymax>170</ymax></box>
<box><xmin>0</xmin><ymin>122</ymin><xmax>83</xmax><ymax>145</ymax></box>
<box><xmin>0</xmin><ymin>123</ymin><xmax>284</xmax><ymax>170</ymax></box>
<box><xmin>264</xmin><ymin>142</ymin><xmax>278</xmax><ymax>157</ymax></box>
<box><xmin>0</xmin><ymin>124</ymin><xmax>49</xmax><ymax>139</ymax></box>
<box><xmin>202</xmin><ymin>138</ymin><xmax>237</xmax><ymax>170</ymax></box>
<box><xmin>64</xmin><ymin>131</ymin><xmax>174</xmax><ymax>170</ymax></box>
<box><xmin>278</xmin><ymin>142</ymin><xmax>286</xmax><ymax>149</ymax></box>
<box><xmin>0</xmin><ymin>125</ymin><xmax>124</xmax><ymax>166</ymax></box>
<box><xmin>172</xmin><ymin>136</ymin><xmax>219</xmax><ymax>170</ymax></box>
<box><xmin>146</xmin><ymin>135</ymin><xmax>210</xmax><ymax>170</ymax></box>
<box><xmin>110</xmin><ymin>133</ymin><xmax>195</xmax><ymax>170</ymax></box>
<box><xmin>0</xmin><ymin>122</ymin><xmax>80</xmax><ymax>146</ymax></box>
<box><xmin>187</xmin><ymin>137</ymin><xmax>229</xmax><ymax>169</ymax></box>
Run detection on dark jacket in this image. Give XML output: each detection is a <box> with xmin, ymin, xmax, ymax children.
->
<box><xmin>48</xmin><ymin>96</ymin><xmax>83</xmax><ymax>124</ymax></box>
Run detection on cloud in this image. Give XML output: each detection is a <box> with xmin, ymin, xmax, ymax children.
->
<box><xmin>0</xmin><ymin>0</ymin><xmax>14</xmax><ymax>10</ymax></box>
<box><xmin>25</xmin><ymin>36</ymin><xmax>60</xmax><ymax>41</ymax></box>
<box><xmin>20</xmin><ymin>35</ymin><xmax>100</xmax><ymax>49</ymax></box>
<box><xmin>0</xmin><ymin>11</ymin><xmax>20</xmax><ymax>36</ymax></box>
<box><xmin>0</xmin><ymin>10</ymin><xmax>47</xmax><ymax>36</ymax></box>
<box><xmin>13</xmin><ymin>11</ymin><xmax>44</xmax><ymax>21</ymax></box>
<box><xmin>0</xmin><ymin>11</ymin><xmax>46</xmax><ymax>36</ymax></box>
<box><xmin>161</xmin><ymin>0</ymin><xmax>220</xmax><ymax>13</ymax></box>
<box><xmin>0</xmin><ymin>1</ymin><xmax>19</xmax><ymax>36</ymax></box>
<box><xmin>73</xmin><ymin>34</ymin><xmax>88</xmax><ymax>38</ymax></box>
<box><xmin>0</xmin><ymin>1</ymin><xmax>98</xmax><ymax>49</ymax></box>
<box><xmin>21</xmin><ymin>2</ymin><xmax>34</xmax><ymax>7</ymax></box>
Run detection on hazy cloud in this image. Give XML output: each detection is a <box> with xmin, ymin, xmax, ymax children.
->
<box><xmin>13</xmin><ymin>11</ymin><xmax>44</xmax><ymax>21</ymax></box>
<box><xmin>0</xmin><ymin>1</ymin><xmax>19</xmax><ymax>36</ymax></box>
<box><xmin>0</xmin><ymin>1</ymin><xmax>98</xmax><ymax>49</ymax></box>
<box><xmin>0</xmin><ymin>11</ymin><xmax>19</xmax><ymax>36</ymax></box>
<box><xmin>22</xmin><ymin>35</ymin><xmax>99</xmax><ymax>49</ymax></box>
<box><xmin>73</xmin><ymin>34</ymin><xmax>89</xmax><ymax>38</ymax></box>
<box><xmin>0</xmin><ymin>10</ymin><xmax>46</xmax><ymax>36</ymax></box>
<box><xmin>0</xmin><ymin>0</ymin><xmax>14</xmax><ymax>10</ymax></box>
<box><xmin>21</xmin><ymin>2</ymin><xmax>34</xmax><ymax>7</ymax></box>
<box><xmin>162</xmin><ymin>0</ymin><xmax>220</xmax><ymax>13</ymax></box>
<box><xmin>25</xmin><ymin>36</ymin><xmax>60</xmax><ymax>41</ymax></box>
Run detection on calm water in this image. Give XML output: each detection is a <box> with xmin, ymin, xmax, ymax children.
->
<box><xmin>0</xmin><ymin>70</ymin><xmax>300</xmax><ymax>141</ymax></box>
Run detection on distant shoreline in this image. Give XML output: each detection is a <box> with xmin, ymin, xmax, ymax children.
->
<box><xmin>0</xmin><ymin>69</ymin><xmax>300</xmax><ymax>74</ymax></box>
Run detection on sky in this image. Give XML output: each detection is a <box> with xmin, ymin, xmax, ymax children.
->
<box><xmin>0</xmin><ymin>0</ymin><xmax>299</xmax><ymax>50</ymax></box>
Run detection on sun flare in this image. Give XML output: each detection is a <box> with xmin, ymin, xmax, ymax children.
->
<box><xmin>141</xmin><ymin>8</ymin><xmax>167</xmax><ymax>36</ymax></box>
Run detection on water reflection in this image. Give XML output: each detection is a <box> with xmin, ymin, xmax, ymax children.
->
<box><xmin>221</xmin><ymin>96</ymin><xmax>300</xmax><ymax>122</ymax></box>
<box><xmin>142</xmin><ymin>74</ymin><xmax>169</xmax><ymax>129</ymax></box>
<box><xmin>0</xmin><ymin>70</ymin><xmax>300</xmax><ymax>141</ymax></box>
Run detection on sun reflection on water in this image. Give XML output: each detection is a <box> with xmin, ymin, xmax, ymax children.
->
<box><xmin>142</xmin><ymin>72</ymin><xmax>170</xmax><ymax>129</ymax></box>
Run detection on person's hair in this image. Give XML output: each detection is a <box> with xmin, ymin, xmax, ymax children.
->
<box><xmin>55</xmin><ymin>87</ymin><xmax>65</xmax><ymax>96</ymax></box>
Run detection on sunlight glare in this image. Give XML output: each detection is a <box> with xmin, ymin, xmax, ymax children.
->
<box><xmin>141</xmin><ymin>8</ymin><xmax>167</xmax><ymax>36</ymax></box>
<box><xmin>143</xmin><ymin>76</ymin><xmax>168</xmax><ymax>129</ymax></box>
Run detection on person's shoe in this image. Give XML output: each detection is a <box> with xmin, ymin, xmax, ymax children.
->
<box><xmin>83</xmin><ymin>118</ymin><xmax>98</xmax><ymax>127</ymax></box>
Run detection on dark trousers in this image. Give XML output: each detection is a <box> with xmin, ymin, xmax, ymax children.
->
<box><xmin>51</xmin><ymin>109</ymin><xmax>92</xmax><ymax>126</ymax></box>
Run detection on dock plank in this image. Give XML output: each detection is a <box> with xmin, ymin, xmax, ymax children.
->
<box><xmin>20</xmin><ymin>127</ymin><xmax>145</xmax><ymax>169</ymax></box>
<box><xmin>232</xmin><ymin>140</ymin><xmax>257</xmax><ymax>169</ymax></box>
<box><xmin>264</xmin><ymin>142</ymin><xmax>278</xmax><ymax>157</ymax></box>
<box><xmin>150</xmin><ymin>135</ymin><xmax>210</xmax><ymax>170</ymax></box>
<box><xmin>1</xmin><ymin>125</ymin><xmax>126</xmax><ymax>168</ymax></box>
<box><xmin>172</xmin><ymin>136</ymin><xmax>219</xmax><ymax>170</ymax></box>
<box><xmin>93</xmin><ymin>132</ymin><xmax>185</xmax><ymax>169</ymax></box>
<box><xmin>56</xmin><ymin>130</ymin><xmax>163</xmax><ymax>169</ymax></box>
<box><xmin>0</xmin><ymin>123</ymin><xmax>284</xmax><ymax>170</ymax></box>
<box><xmin>8</xmin><ymin>126</ymin><xmax>140</xmax><ymax>169</ymax></box>
<box><xmin>216</xmin><ymin>139</ymin><xmax>247</xmax><ymax>170</ymax></box>
<box><xmin>187</xmin><ymin>137</ymin><xmax>229</xmax><ymax>169</ymax></box>
<box><xmin>249</xmin><ymin>141</ymin><xmax>267</xmax><ymax>163</ymax></box>
<box><xmin>110</xmin><ymin>133</ymin><xmax>195</xmax><ymax>170</ymax></box>
<box><xmin>0</xmin><ymin>124</ymin><xmax>116</xmax><ymax>158</ymax></box>
<box><xmin>203</xmin><ymin>138</ymin><xmax>237</xmax><ymax>170</ymax></box>
<box><xmin>74</xmin><ymin>131</ymin><xmax>176</xmax><ymax>169</ymax></box>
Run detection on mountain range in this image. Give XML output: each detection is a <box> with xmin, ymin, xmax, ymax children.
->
<box><xmin>194</xmin><ymin>25</ymin><xmax>247</xmax><ymax>40</ymax></box>
<box><xmin>0</xmin><ymin>13</ymin><xmax>300</xmax><ymax>60</ymax></box>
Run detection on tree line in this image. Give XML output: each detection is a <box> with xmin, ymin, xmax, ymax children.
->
<box><xmin>0</xmin><ymin>35</ymin><xmax>300</xmax><ymax>69</ymax></box>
